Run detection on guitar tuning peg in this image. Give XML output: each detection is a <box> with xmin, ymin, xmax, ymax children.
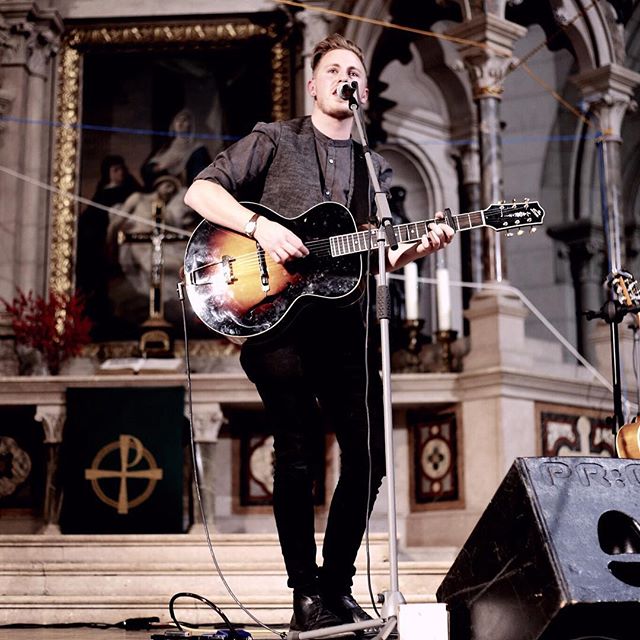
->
<box><xmin>505</xmin><ymin>231</ymin><xmax>514</xmax><ymax>237</ymax></box>
<box><xmin>529</xmin><ymin>227</ymin><xmax>537</xmax><ymax>234</ymax></box>
<box><xmin>517</xmin><ymin>229</ymin><xmax>524</xmax><ymax>236</ymax></box>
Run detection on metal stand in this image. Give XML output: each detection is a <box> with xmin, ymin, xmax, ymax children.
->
<box><xmin>289</xmin><ymin>83</ymin><xmax>405</xmax><ymax>640</ymax></box>
<box><xmin>584</xmin><ymin>271</ymin><xmax>640</xmax><ymax>444</ymax></box>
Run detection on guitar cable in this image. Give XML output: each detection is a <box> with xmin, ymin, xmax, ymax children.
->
<box><xmin>175</xmin><ymin>279</ymin><xmax>287</xmax><ymax>639</ymax></box>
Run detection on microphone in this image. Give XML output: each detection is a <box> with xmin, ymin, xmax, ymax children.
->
<box><xmin>338</xmin><ymin>81</ymin><xmax>357</xmax><ymax>100</ymax></box>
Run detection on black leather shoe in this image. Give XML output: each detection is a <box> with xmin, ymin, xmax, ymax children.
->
<box><xmin>324</xmin><ymin>594</ymin><xmax>374</xmax><ymax>625</ymax></box>
<box><xmin>290</xmin><ymin>593</ymin><xmax>355</xmax><ymax>637</ymax></box>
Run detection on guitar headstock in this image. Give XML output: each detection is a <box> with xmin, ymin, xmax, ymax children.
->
<box><xmin>483</xmin><ymin>199</ymin><xmax>546</xmax><ymax>235</ymax></box>
<box><xmin>609</xmin><ymin>270</ymin><xmax>640</xmax><ymax>308</ymax></box>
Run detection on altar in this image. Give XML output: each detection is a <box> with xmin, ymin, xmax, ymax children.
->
<box><xmin>0</xmin><ymin>347</ymin><xmax>615</xmax><ymax>547</ymax></box>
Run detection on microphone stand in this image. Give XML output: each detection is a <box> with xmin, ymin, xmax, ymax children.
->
<box><xmin>289</xmin><ymin>82</ymin><xmax>405</xmax><ymax>640</ymax></box>
<box><xmin>347</xmin><ymin>84</ymin><xmax>407</xmax><ymax>627</ymax></box>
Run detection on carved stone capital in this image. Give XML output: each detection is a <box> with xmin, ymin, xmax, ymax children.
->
<box><xmin>1</xmin><ymin>3</ymin><xmax>63</xmax><ymax>77</ymax></box>
<box><xmin>454</xmin><ymin>0</ymin><xmax>512</xmax><ymax>20</ymax></box>
<box><xmin>447</xmin><ymin>14</ymin><xmax>527</xmax><ymax>99</ymax></box>
<box><xmin>190</xmin><ymin>403</ymin><xmax>226</xmax><ymax>443</ymax></box>
<box><xmin>35</xmin><ymin>404</ymin><xmax>66</xmax><ymax>443</ymax></box>
<box><xmin>0</xmin><ymin>16</ymin><xmax>10</xmax><ymax>55</ymax></box>
<box><xmin>297</xmin><ymin>1</ymin><xmax>332</xmax><ymax>54</ymax></box>
<box><xmin>572</xmin><ymin>64</ymin><xmax>640</xmax><ymax>140</ymax></box>
<box><xmin>547</xmin><ymin>219</ymin><xmax>607</xmax><ymax>284</ymax></box>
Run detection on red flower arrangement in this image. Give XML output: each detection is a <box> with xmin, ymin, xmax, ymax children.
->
<box><xmin>1</xmin><ymin>288</ymin><xmax>92</xmax><ymax>374</ymax></box>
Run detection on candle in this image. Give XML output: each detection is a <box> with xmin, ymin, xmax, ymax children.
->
<box><xmin>436</xmin><ymin>267</ymin><xmax>451</xmax><ymax>331</ymax></box>
<box><xmin>404</xmin><ymin>262</ymin><xmax>419</xmax><ymax>320</ymax></box>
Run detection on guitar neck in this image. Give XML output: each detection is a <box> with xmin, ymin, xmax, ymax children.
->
<box><xmin>330</xmin><ymin>210</ymin><xmax>484</xmax><ymax>257</ymax></box>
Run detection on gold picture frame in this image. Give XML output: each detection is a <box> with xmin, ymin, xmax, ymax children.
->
<box><xmin>49</xmin><ymin>17</ymin><xmax>291</xmax><ymax>307</ymax></box>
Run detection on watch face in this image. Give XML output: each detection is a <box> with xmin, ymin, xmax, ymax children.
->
<box><xmin>245</xmin><ymin>214</ymin><xmax>259</xmax><ymax>237</ymax></box>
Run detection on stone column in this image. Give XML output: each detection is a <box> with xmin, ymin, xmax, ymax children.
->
<box><xmin>572</xmin><ymin>64</ymin><xmax>640</xmax><ymax>273</ymax></box>
<box><xmin>547</xmin><ymin>220</ymin><xmax>606</xmax><ymax>363</ymax></box>
<box><xmin>547</xmin><ymin>65</ymin><xmax>640</xmax><ymax>367</ymax></box>
<box><xmin>0</xmin><ymin>15</ymin><xmax>15</xmax><ymax>358</ymax></box>
<box><xmin>34</xmin><ymin>404</ymin><xmax>66</xmax><ymax>534</ymax></box>
<box><xmin>189</xmin><ymin>403</ymin><xmax>226</xmax><ymax>533</ymax></box>
<box><xmin>0</xmin><ymin>3</ymin><xmax>62</xmax><ymax>303</ymax></box>
<box><xmin>459</xmin><ymin>142</ymin><xmax>483</xmax><ymax>283</ymax></box>
<box><xmin>448</xmin><ymin>15</ymin><xmax>526</xmax><ymax>283</ymax></box>
<box><xmin>296</xmin><ymin>2</ymin><xmax>331</xmax><ymax>116</ymax></box>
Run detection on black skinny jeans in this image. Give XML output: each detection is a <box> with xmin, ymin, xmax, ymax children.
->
<box><xmin>240</xmin><ymin>304</ymin><xmax>386</xmax><ymax>595</ymax></box>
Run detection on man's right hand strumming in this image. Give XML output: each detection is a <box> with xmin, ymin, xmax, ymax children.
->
<box><xmin>253</xmin><ymin>216</ymin><xmax>309</xmax><ymax>264</ymax></box>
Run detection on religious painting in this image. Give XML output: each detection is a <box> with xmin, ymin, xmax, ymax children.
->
<box><xmin>409</xmin><ymin>409</ymin><xmax>464</xmax><ymax>510</ymax></box>
<box><xmin>49</xmin><ymin>19</ymin><xmax>292</xmax><ymax>342</ymax></box>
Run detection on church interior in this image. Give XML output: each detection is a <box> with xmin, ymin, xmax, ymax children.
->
<box><xmin>1</xmin><ymin>0</ymin><xmax>640</xmax><ymax>638</ymax></box>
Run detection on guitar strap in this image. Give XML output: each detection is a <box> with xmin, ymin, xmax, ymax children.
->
<box><xmin>351</xmin><ymin>141</ymin><xmax>373</xmax><ymax>227</ymax></box>
<box><xmin>312</xmin><ymin>136</ymin><xmax>370</xmax><ymax>227</ymax></box>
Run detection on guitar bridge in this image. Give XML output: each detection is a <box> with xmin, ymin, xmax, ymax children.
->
<box><xmin>221</xmin><ymin>255</ymin><xmax>236</xmax><ymax>285</ymax></box>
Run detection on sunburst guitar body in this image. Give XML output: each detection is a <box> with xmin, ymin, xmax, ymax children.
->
<box><xmin>183</xmin><ymin>199</ymin><xmax>546</xmax><ymax>339</ymax></box>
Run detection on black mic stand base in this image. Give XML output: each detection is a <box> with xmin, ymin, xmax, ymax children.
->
<box><xmin>287</xmin><ymin>616</ymin><xmax>395</xmax><ymax>640</ymax></box>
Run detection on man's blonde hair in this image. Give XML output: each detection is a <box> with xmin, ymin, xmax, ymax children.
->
<box><xmin>311</xmin><ymin>34</ymin><xmax>367</xmax><ymax>73</ymax></box>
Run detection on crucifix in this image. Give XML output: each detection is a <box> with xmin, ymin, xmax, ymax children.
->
<box><xmin>118</xmin><ymin>179</ymin><xmax>186</xmax><ymax>357</ymax></box>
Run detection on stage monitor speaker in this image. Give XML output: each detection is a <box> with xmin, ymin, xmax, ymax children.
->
<box><xmin>437</xmin><ymin>456</ymin><xmax>640</xmax><ymax>640</ymax></box>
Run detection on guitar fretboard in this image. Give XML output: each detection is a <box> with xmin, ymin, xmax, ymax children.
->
<box><xmin>329</xmin><ymin>210</ymin><xmax>485</xmax><ymax>257</ymax></box>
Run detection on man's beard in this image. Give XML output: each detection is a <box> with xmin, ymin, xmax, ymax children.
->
<box><xmin>324</xmin><ymin>102</ymin><xmax>353</xmax><ymax>121</ymax></box>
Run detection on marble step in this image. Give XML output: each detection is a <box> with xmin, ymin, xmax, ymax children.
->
<box><xmin>0</xmin><ymin>534</ymin><xmax>455</xmax><ymax>626</ymax></box>
<box><xmin>1</xmin><ymin>590</ymin><xmax>444</xmax><ymax>627</ymax></box>
<box><xmin>0</xmin><ymin>560</ymin><xmax>450</xmax><ymax>595</ymax></box>
<box><xmin>0</xmin><ymin>561</ymin><xmax>449</xmax><ymax>626</ymax></box>
<box><xmin>0</xmin><ymin>532</ymin><xmax>390</xmax><ymax>564</ymax></box>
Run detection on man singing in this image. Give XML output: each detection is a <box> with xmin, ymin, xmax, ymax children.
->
<box><xmin>185</xmin><ymin>33</ymin><xmax>454</xmax><ymax>635</ymax></box>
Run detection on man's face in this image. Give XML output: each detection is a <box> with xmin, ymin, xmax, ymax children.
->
<box><xmin>308</xmin><ymin>48</ymin><xmax>368</xmax><ymax>120</ymax></box>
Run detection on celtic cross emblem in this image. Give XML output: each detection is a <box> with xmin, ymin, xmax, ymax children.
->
<box><xmin>84</xmin><ymin>434</ymin><xmax>163</xmax><ymax>514</ymax></box>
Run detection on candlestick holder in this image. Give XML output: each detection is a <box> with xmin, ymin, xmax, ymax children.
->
<box><xmin>392</xmin><ymin>319</ymin><xmax>427</xmax><ymax>373</ymax></box>
<box><xmin>434</xmin><ymin>329</ymin><xmax>459</xmax><ymax>373</ymax></box>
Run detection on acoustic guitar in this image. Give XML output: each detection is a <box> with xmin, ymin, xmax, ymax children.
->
<box><xmin>183</xmin><ymin>199</ymin><xmax>546</xmax><ymax>339</ymax></box>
